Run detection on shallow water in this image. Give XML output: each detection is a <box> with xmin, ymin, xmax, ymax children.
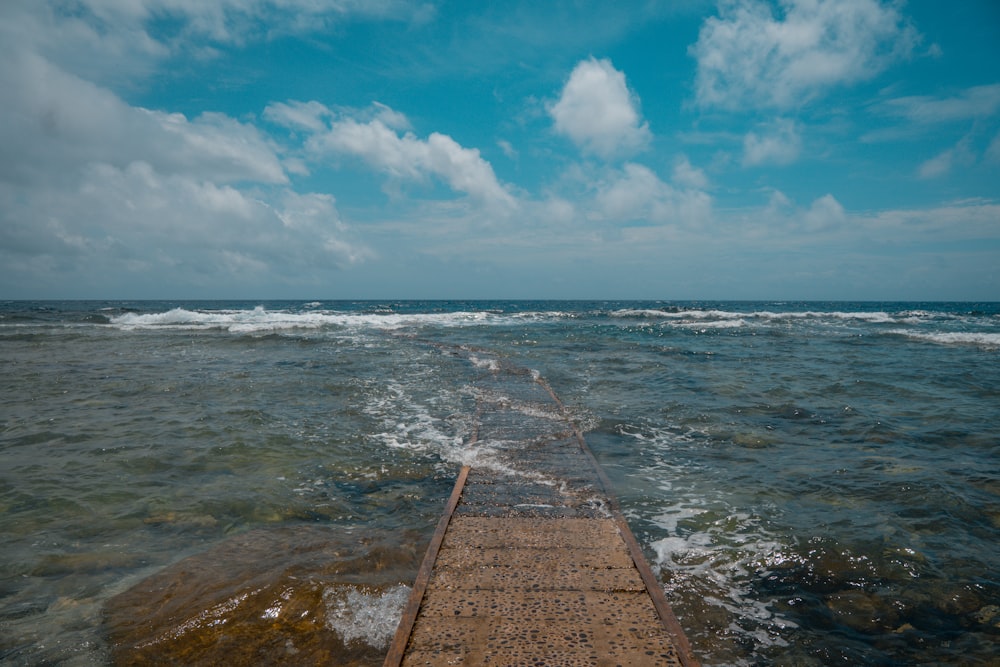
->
<box><xmin>1</xmin><ymin>301</ymin><xmax>998</xmax><ymax>665</ymax></box>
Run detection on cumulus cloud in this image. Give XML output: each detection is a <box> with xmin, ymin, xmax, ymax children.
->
<box><xmin>672</xmin><ymin>156</ymin><xmax>710</xmax><ymax>190</ymax></box>
<box><xmin>733</xmin><ymin>190</ymin><xmax>848</xmax><ymax>239</ymax></box>
<box><xmin>743</xmin><ymin>118</ymin><xmax>801</xmax><ymax>166</ymax></box>
<box><xmin>692</xmin><ymin>0</ymin><xmax>919</xmax><ymax>110</ymax></box>
<box><xmin>549</xmin><ymin>57</ymin><xmax>651</xmax><ymax>159</ymax></box>
<box><xmin>0</xmin><ymin>0</ymin><xmax>513</xmax><ymax>295</ymax></box>
<box><xmin>0</xmin><ymin>48</ymin><xmax>286</xmax><ymax>187</ymax></box>
<box><xmin>1</xmin><ymin>157</ymin><xmax>368</xmax><ymax>294</ymax></box>
<box><xmin>537</xmin><ymin>197</ymin><xmax>577</xmax><ymax>225</ymax></box>
<box><xmin>274</xmin><ymin>190</ymin><xmax>371</xmax><ymax>265</ymax></box>
<box><xmin>278</xmin><ymin>103</ymin><xmax>517</xmax><ymax>208</ymax></box>
<box><xmin>0</xmin><ymin>6</ymin><xmax>371</xmax><ymax>295</ymax></box>
<box><xmin>264</xmin><ymin>100</ymin><xmax>335</xmax><ymax>134</ymax></box>
<box><xmin>741</xmin><ymin>192</ymin><xmax>998</xmax><ymax>249</ymax></box>
<box><xmin>802</xmin><ymin>193</ymin><xmax>847</xmax><ymax>231</ymax></box>
<box><xmin>592</xmin><ymin>163</ymin><xmax>711</xmax><ymax>225</ymax></box>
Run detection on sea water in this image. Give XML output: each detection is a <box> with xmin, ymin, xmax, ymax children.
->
<box><xmin>1</xmin><ymin>301</ymin><xmax>997</xmax><ymax>665</ymax></box>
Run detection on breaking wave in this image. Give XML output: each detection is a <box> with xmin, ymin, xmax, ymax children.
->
<box><xmin>887</xmin><ymin>330</ymin><xmax>1000</xmax><ymax>349</ymax></box>
<box><xmin>110</xmin><ymin>306</ymin><xmax>502</xmax><ymax>333</ymax></box>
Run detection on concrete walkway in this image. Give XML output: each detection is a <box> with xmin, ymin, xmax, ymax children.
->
<box><xmin>384</xmin><ymin>360</ymin><xmax>698</xmax><ymax>667</ymax></box>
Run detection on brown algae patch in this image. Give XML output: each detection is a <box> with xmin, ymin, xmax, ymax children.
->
<box><xmin>104</xmin><ymin>525</ymin><xmax>423</xmax><ymax>666</ymax></box>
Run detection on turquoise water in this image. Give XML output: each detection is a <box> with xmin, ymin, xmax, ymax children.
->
<box><xmin>1</xmin><ymin>301</ymin><xmax>998</xmax><ymax>665</ymax></box>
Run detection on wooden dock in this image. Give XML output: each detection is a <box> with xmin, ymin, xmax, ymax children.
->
<box><xmin>384</xmin><ymin>362</ymin><xmax>698</xmax><ymax>666</ymax></box>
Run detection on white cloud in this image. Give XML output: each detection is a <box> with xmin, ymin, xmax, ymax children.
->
<box><xmin>745</xmin><ymin>193</ymin><xmax>1000</xmax><ymax>244</ymax></box>
<box><xmin>537</xmin><ymin>197</ymin><xmax>577</xmax><ymax>225</ymax></box>
<box><xmin>266</xmin><ymin>100</ymin><xmax>410</xmax><ymax>135</ymax></box>
<box><xmin>880</xmin><ymin>84</ymin><xmax>1000</xmax><ymax>124</ymax></box>
<box><xmin>0</xmin><ymin>12</ymin><xmax>369</xmax><ymax>294</ymax></box>
<box><xmin>692</xmin><ymin>0</ymin><xmax>919</xmax><ymax>110</ymax></box>
<box><xmin>0</xmin><ymin>2</ymin><xmax>167</xmax><ymax>86</ymax></box>
<box><xmin>0</xmin><ymin>49</ymin><xmax>286</xmax><ymax>187</ymax></box>
<box><xmin>918</xmin><ymin>150</ymin><xmax>954</xmax><ymax>179</ymax></box>
<box><xmin>672</xmin><ymin>156</ymin><xmax>709</xmax><ymax>189</ymax></box>
<box><xmin>264</xmin><ymin>100</ymin><xmax>335</xmax><ymax>133</ymax></box>
<box><xmin>864</xmin><ymin>198</ymin><xmax>1000</xmax><ymax>239</ymax></box>
<box><xmin>766</xmin><ymin>188</ymin><xmax>793</xmax><ymax>212</ymax></box>
<box><xmin>549</xmin><ymin>57</ymin><xmax>651</xmax><ymax>159</ymax></box>
<box><xmin>1</xmin><ymin>158</ymin><xmax>369</xmax><ymax>294</ymax></box>
<box><xmin>275</xmin><ymin>190</ymin><xmax>371</xmax><ymax>265</ymax></box>
<box><xmin>593</xmin><ymin>164</ymin><xmax>662</xmax><ymax>221</ymax></box>
<box><xmin>2</xmin><ymin>1</ymin><xmax>432</xmax><ymax>92</ymax></box>
<box><xmin>729</xmin><ymin>190</ymin><xmax>848</xmax><ymax>240</ymax></box>
<box><xmin>802</xmin><ymin>193</ymin><xmax>846</xmax><ymax>231</ymax></box>
<box><xmin>743</xmin><ymin>118</ymin><xmax>801</xmax><ymax>166</ymax></box>
<box><xmin>156</xmin><ymin>111</ymin><xmax>289</xmax><ymax>184</ymax></box>
<box><xmin>57</xmin><ymin>0</ymin><xmax>429</xmax><ymax>43</ymax></box>
<box><xmin>368</xmin><ymin>101</ymin><xmax>413</xmax><ymax>131</ymax></box>
<box><xmin>497</xmin><ymin>139</ymin><xmax>518</xmax><ymax>160</ymax></box>
<box><xmin>917</xmin><ymin>136</ymin><xmax>975</xmax><ymax>179</ymax></box>
<box><xmin>987</xmin><ymin>133</ymin><xmax>1000</xmax><ymax>164</ymax></box>
<box><xmin>592</xmin><ymin>163</ymin><xmax>712</xmax><ymax>225</ymax></box>
<box><xmin>864</xmin><ymin>85</ymin><xmax>1000</xmax><ymax>144</ymax></box>
<box><xmin>303</xmin><ymin>109</ymin><xmax>517</xmax><ymax>208</ymax></box>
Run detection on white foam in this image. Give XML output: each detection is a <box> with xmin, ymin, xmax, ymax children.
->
<box><xmin>323</xmin><ymin>584</ymin><xmax>410</xmax><ymax>649</ymax></box>
<box><xmin>649</xmin><ymin>506</ymin><xmax>796</xmax><ymax>652</ymax></box>
<box><xmin>888</xmin><ymin>330</ymin><xmax>1000</xmax><ymax>348</ymax></box>
<box><xmin>515</xmin><ymin>403</ymin><xmax>565</xmax><ymax>420</ymax></box>
<box><xmin>111</xmin><ymin>306</ymin><xmax>328</xmax><ymax>332</ymax></box>
<box><xmin>610</xmin><ymin>308</ymin><xmax>905</xmax><ymax>326</ymax></box>
<box><xmin>110</xmin><ymin>306</ymin><xmax>506</xmax><ymax>333</ymax></box>
<box><xmin>617</xmin><ymin>423</ymin><xmax>799</xmax><ymax>653</ymax></box>
<box><xmin>819</xmin><ymin>310</ymin><xmax>891</xmax><ymax>323</ymax></box>
<box><xmin>364</xmin><ymin>381</ymin><xmax>472</xmax><ymax>468</ymax></box>
<box><xmin>611</xmin><ymin>308</ymin><xmax>687</xmax><ymax>319</ymax></box>
<box><xmin>469</xmin><ymin>355</ymin><xmax>500</xmax><ymax>372</ymax></box>
<box><xmin>105</xmin><ymin>304</ymin><xmax>975</xmax><ymax>336</ymax></box>
<box><xmin>674</xmin><ymin>319</ymin><xmax>747</xmax><ymax>330</ymax></box>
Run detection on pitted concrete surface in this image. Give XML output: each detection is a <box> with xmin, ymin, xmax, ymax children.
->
<box><xmin>385</xmin><ymin>358</ymin><xmax>696</xmax><ymax>667</ymax></box>
<box><xmin>405</xmin><ymin>517</ymin><xmax>683</xmax><ymax>666</ymax></box>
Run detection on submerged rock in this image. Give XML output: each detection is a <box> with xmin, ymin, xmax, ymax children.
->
<box><xmin>972</xmin><ymin>604</ymin><xmax>1000</xmax><ymax>627</ymax></box>
<box><xmin>824</xmin><ymin>589</ymin><xmax>900</xmax><ymax>634</ymax></box>
<box><xmin>104</xmin><ymin>525</ymin><xmax>424</xmax><ymax>666</ymax></box>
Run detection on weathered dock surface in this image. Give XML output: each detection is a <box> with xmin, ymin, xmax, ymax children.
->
<box><xmin>384</xmin><ymin>361</ymin><xmax>698</xmax><ymax>667</ymax></box>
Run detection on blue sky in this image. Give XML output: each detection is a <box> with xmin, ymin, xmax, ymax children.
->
<box><xmin>1</xmin><ymin>0</ymin><xmax>998</xmax><ymax>300</ymax></box>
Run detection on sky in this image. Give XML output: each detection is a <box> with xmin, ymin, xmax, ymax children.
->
<box><xmin>1</xmin><ymin>0</ymin><xmax>999</xmax><ymax>300</ymax></box>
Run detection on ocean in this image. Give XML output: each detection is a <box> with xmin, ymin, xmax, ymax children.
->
<box><xmin>1</xmin><ymin>300</ymin><xmax>998</xmax><ymax>665</ymax></box>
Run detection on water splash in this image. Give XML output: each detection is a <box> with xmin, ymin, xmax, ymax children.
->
<box><xmin>324</xmin><ymin>584</ymin><xmax>411</xmax><ymax>649</ymax></box>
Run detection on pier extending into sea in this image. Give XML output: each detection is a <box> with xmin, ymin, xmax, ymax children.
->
<box><xmin>384</xmin><ymin>358</ymin><xmax>698</xmax><ymax>666</ymax></box>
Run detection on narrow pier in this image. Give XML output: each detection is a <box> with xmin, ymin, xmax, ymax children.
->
<box><xmin>384</xmin><ymin>362</ymin><xmax>698</xmax><ymax>666</ymax></box>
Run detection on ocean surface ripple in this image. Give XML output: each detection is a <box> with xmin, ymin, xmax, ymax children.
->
<box><xmin>1</xmin><ymin>300</ymin><xmax>998</xmax><ymax>665</ymax></box>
